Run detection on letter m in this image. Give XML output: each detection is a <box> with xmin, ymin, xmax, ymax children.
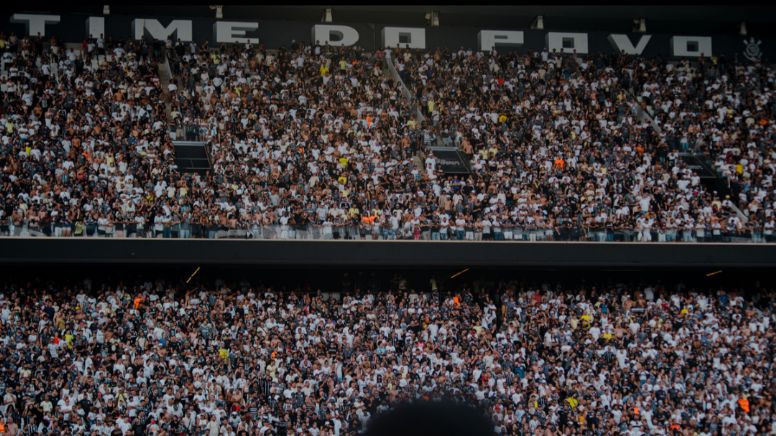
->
<box><xmin>133</xmin><ymin>19</ymin><xmax>192</xmax><ymax>42</ymax></box>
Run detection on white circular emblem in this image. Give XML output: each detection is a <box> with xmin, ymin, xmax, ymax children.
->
<box><xmin>743</xmin><ymin>37</ymin><xmax>762</xmax><ymax>62</ymax></box>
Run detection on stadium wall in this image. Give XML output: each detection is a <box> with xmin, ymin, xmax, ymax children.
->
<box><xmin>1</xmin><ymin>12</ymin><xmax>773</xmax><ymax>60</ymax></box>
<box><xmin>2</xmin><ymin>239</ymin><xmax>776</xmax><ymax>267</ymax></box>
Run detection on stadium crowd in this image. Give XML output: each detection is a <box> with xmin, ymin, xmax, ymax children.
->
<box><xmin>0</xmin><ymin>281</ymin><xmax>773</xmax><ymax>434</ymax></box>
<box><xmin>165</xmin><ymin>42</ymin><xmax>422</xmax><ymax>241</ymax></box>
<box><xmin>0</xmin><ymin>33</ymin><xmax>179</xmax><ymax>238</ymax></box>
<box><xmin>397</xmin><ymin>48</ymin><xmax>773</xmax><ymax>242</ymax></box>
<box><xmin>631</xmin><ymin>56</ymin><xmax>776</xmax><ymax>238</ymax></box>
<box><xmin>0</xmin><ymin>34</ymin><xmax>774</xmax><ymax>241</ymax></box>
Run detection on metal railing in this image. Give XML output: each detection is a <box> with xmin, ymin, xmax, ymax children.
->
<box><xmin>1</xmin><ymin>222</ymin><xmax>771</xmax><ymax>243</ymax></box>
<box><xmin>384</xmin><ymin>49</ymin><xmax>424</xmax><ymax>124</ymax></box>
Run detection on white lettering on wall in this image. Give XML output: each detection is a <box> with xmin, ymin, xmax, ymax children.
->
<box><xmin>133</xmin><ymin>19</ymin><xmax>193</xmax><ymax>42</ymax></box>
<box><xmin>214</xmin><ymin>21</ymin><xmax>259</xmax><ymax>44</ymax></box>
<box><xmin>607</xmin><ymin>34</ymin><xmax>652</xmax><ymax>55</ymax></box>
<box><xmin>546</xmin><ymin>32</ymin><xmax>589</xmax><ymax>54</ymax></box>
<box><xmin>478</xmin><ymin>30</ymin><xmax>524</xmax><ymax>52</ymax></box>
<box><xmin>86</xmin><ymin>17</ymin><xmax>105</xmax><ymax>39</ymax></box>
<box><xmin>312</xmin><ymin>24</ymin><xmax>359</xmax><ymax>47</ymax></box>
<box><xmin>10</xmin><ymin>14</ymin><xmax>60</xmax><ymax>37</ymax></box>
<box><xmin>5</xmin><ymin>12</ymin><xmax>725</xmax><ymax>58</ymax></box>
<box><xmin>671</xmin><ymin>36</ymin><xmax>712</xmax><ymax>57</ymax></box>
<box><xmin>381</xmin><ymin>27</ymin><xmax>426</xmax><ymax>49</ymax></box>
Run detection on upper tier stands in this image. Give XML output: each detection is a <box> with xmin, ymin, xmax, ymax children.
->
<box><xmin>1</xmin><ymin>34</ymin><xmax>773</xmax><ymax>241</ymax></box>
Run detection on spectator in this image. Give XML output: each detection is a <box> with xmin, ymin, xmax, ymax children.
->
<box><xmin>0</xmin><ymin>279</ymin><xmax>773</xmax><ymax>434</ymax></box>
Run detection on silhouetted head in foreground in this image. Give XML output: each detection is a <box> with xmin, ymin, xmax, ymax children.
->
<box><xmin>364</xmin><ymin>399</ymin><xmax>496</xmax><ymax>436</ymax></box>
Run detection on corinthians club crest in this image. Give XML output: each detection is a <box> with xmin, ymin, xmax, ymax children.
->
<box><xmin>743</xmin><ymin>37</ymin><xmax>763</xmax><ymax>62</ymax></box>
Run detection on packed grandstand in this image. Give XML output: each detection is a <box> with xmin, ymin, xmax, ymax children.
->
<box><xmin>0</xmin><ymin>33</ymin><xmax>774</xmax><ymax>242</ymax></box>
<box><xmin>0</xmin><ymin>279</ymin><xmax>773</xmax><ymax>434</ymax></box>
<box><xmin>1</xmin><ymin>4</ymin><xmax>776</xmax><ymax>436</ymax></box>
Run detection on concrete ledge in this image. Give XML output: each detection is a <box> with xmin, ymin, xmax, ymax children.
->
<box><xmin>1</xmin><ymin>238</ymin><xmax>775</xmax><ymax>267</ymax></box>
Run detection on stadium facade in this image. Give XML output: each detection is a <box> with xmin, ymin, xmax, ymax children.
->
<box><xmin>2</xmin><ymin>9</ymin><xmax>775</xmax><ymax>58</ymax></box>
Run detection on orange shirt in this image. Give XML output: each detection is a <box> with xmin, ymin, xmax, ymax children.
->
<box><xmin>554</xmin><ymin>158</ymin><xmax>565</xmax><ymax>170</ymax></box>
<box><xmin>133</xmin><ymin>296</ymin><xmax>143</xmax><ymax>310</ymax></box>
<box><xmin>738</xmin><ymin>398</ymin><xmax>750</xmax><ymax>413</ymax></box>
